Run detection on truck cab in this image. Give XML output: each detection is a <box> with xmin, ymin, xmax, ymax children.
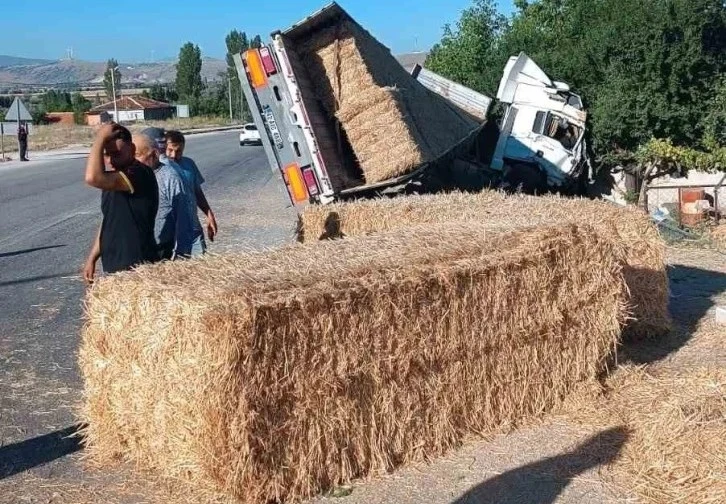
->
<box><xmin>491</xmin><ymin>53</ymin><xmax>590</xmax><ymax>189</ymax></box>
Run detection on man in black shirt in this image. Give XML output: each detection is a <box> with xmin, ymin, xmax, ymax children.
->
<box><xmin>82</xmin><ymin>124</ymin><xmax>159</xmax><ymax>283</ymax></box>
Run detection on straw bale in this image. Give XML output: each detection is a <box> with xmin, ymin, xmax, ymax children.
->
<box><xmin>300</xmin><ymin>191</ymin><xmax>669</xmax><ymax>338</ymax></box>
<box><xmin>298</xmin><ymin>20</ymin><xmax>478</xmax><ymax>183</ymax></box>
<box><xmin>80</xmin><ymin>223</ymin><xmax>625</xmax><ymax>503</ymax></box>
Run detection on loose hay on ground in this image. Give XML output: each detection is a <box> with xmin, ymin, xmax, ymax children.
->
<box><xmin>299</xmin><ymin>191</ymin><xmax>670</xmax><ymax>338</ymax></box>
<box><xmin>558</xmin><ymin>365</ymin><xmax>726</xmax><ymax>504</ymax></box>
<box><xmin>80</xmin><ymin>223</ymin><xmax>626</xmax><ymax>503</ymax></box>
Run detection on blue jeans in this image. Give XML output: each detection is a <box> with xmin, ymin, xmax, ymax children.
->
<box><xmin>191</xmin><ymin>234</ymin><xmax>206</xmax><ymax>257</ymax></box>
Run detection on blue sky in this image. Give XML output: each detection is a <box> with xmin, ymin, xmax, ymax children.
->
<box><xmin>3</xmin><ymin>0</ymin><xmax>515</xmax><ymax>62</ymax></box>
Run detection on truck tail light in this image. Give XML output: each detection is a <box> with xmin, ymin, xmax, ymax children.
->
<box><xmin>301</xmin><ymin>167</ymin><xmax>319</xmax><ymax>196</ymax></box>
<box><xmin>245</xmin><ymin>49</ymin><xmax>267</xmax><ymax>89</ymax></box>
<box><xmin>259</xmin><ymin>47</ymin><xmax>278</xmax><ymax>76</ymax></box>
<box><xmin>284</xmin><ymin>163</ymin><xmax>308</xmax><ymax>203</ymax></box>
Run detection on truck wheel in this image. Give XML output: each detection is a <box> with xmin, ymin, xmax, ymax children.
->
<box><xmin>502</xmin><ymin>163</ymin><xmax>548</xmax><ymax>195</ymax></box>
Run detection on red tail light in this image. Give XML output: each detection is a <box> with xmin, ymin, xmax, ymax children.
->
<box><xmin>301</xmin><ymin>168</ymin><xmax>319</xmax><ymax>196</ymax></box>
<box><xmin>259</xmin><ymin>47</ymin><xmax>278</xmax><ymax>76</ymax></box>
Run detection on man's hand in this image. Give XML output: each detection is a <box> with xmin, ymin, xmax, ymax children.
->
<box><xmin>83</xmin><ymin>258</ymin><xmax>98</xmax><ymax>285</ymax></box>
<box><xmin>94</xmin><ymin>123</ymin><xmax>120</xmax><ymax>144</ymax></box>
<box><xmin>205</xmin><ymin>210</ymin><xmax>218</xmax><ymax>242</ymax></box>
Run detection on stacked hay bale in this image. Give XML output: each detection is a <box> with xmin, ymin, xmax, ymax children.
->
<box><xmin>296</xmin><ymin>18</ymin><xmax>478</xmax><ymax>184</ymax></box>
<box><xmin>81</xmin><ymin>222</ymin><xmax>626</xmax><ymax>503</ymax></box>
<box><xmin>299</xmin><ymin>191</ymin><xmax>670</xmax><ymax>338</ymax></box>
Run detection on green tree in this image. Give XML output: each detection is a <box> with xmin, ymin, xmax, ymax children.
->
<box><xmin>426</xmin><ymin>0</ymin><xmax>508</xmax><ymax>96</ymax></box>
<box><xmin>175</xmin><ymin>43</ymin><xmax>204</xmax><ymax>113</ymax></box>
<box><xmin>71</xmin><ymin>93</ymin><xmax>92</xmax><ymax>124</ymax></box>
<box><xmin>142</xmin><ymin>84</ymin><xmax>178</xmax><ymax>103</ymax></box>
<box><xmin>103</xmin><ymin>59</ymin><xmax>122</xmax><ymax>101</ymax></box>
<box><xmin>40</xmin><ymin>90</ymin><xmax>73</xmax><ymax>112</ymax></box>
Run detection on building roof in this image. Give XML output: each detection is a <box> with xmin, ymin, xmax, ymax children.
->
<box><xmin>88</xmin><ymin>95</ymin><xmax>173</xmax><ymax>114</ymax></box>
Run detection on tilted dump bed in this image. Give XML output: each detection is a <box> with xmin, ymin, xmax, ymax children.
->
<box><xmin>233</xmin><ymin>2</ymin><xmax>484</xmax><ymax>206</ymax></box>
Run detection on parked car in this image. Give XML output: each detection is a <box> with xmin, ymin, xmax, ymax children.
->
<box><xmin>239</xmin><ymin>123</ymin><xmax>262</xmax><ymax>146</ymax></box>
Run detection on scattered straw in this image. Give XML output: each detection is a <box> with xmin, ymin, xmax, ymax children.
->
<box><xmin>559</xmin><ymin>365</ymin><xmax>726</xmax><ymax>504</ymax></box>
<box><xmin>80</xmin><ymin>222</ymin><xmax>626</xmax><ymax>503</ymax></box>
<box><xmin>299</xmin><ymin>191</ymin><xmax>670</xmax><ymax>338</ymax></box>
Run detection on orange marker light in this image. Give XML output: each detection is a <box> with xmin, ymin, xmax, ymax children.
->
<box><xmin>284</xmin><ymin>163</ymin><xmax>308</xmax><ymax>203</ymax></box>
<box><xmin>245</xmin><ymin>49</ymin><xmax>268</xmax><ymax>89</ymax></box>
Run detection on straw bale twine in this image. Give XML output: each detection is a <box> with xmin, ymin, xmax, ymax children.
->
<box><xmin>80</xmin><ymin>222</ymin><xmax>625</xmax><ymax>502</ymax></box>
<box><xmin>299</xmin><ymin>191</ymin><xmax>670</xmax><ymax>338</ymax></box>
<box><xmin>299</xmin><ymin>20</ymin><xmax>478</xmax><ymax>184</ymax></box>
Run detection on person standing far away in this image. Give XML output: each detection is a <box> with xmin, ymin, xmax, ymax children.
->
<box><xmin>18</xmin><ymin>122</ymin><xmax>29</xmax><ymax>161</ymax></box>
<box><xmin>135</xmin><ymin>131</ymin><xmax>195</xmax><ymax>260</ymax></box>
<box><xmin>164</xmin><ymin>130</ymin><xmax>218</xmax><ymax>256</ymax></box>
<box><xmin>82</xmin><ymin>124</ymin><xmax>159</xmax><ymax>284</ymax></box>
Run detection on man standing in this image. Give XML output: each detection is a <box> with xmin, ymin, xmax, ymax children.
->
<box><xmin>82</xmin><ymin>124</ymin><xmax>158</xmax><ymax>284</ymax></box>
<box><xmin>135</xmin><ymin>131</ymin><xmax>195</xmax><ymax>259</ymax></box>
<box><xmin>18</xmin><ymin>122</ymin><xmax>29</xmax><ymax>161</ymax></box>
<box><xmin>164</xmin><ymin>130</ymin><xmax>218</xmax><ymax>255</ymax></box>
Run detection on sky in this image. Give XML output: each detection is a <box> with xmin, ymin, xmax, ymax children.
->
<box><xmin>2</xmin><ymin>0</ymin><xmax>515</xmax><ymax>62</ymax></box>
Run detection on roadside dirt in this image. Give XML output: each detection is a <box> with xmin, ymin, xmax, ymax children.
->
<box><xmin>1</xmin><ymin>245</ymin><xmax>723</xmax><ymax>504</ymax></box>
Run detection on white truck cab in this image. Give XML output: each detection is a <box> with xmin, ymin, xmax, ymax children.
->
<box><xmin>491</xmin><ymin>53</ymin><xmax>589</xmax><ymax>188</ymax></box>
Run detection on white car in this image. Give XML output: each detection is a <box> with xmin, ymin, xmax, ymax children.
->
<box><xmin>239</xmin><ymin>123</ymin><xmax>262</xmax><ymax>146</ymax></box>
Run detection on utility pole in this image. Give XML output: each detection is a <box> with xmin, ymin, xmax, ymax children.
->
<box><xmin>111</xmin><ymin>65</ymin><xmax>119</xmax><ymax>121</ymax></box>
<box><xmin>228</xmin><ymin>77</ymin><xmax>233</xmax><ymax>123</ymax></box>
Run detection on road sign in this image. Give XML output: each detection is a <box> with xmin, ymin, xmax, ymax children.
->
<box><xmin>4</xmin><ymin>97</ymin><xmax>33</xmax><ymax>122</ymax></box>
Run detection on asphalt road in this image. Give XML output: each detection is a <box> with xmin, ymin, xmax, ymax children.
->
<box><xmin>0</xmin><ymin>131</ymin><xmax>296</xmax><ymax>490</ymax></box>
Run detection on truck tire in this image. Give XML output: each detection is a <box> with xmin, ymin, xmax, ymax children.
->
<box><xmin>501</xmin><ymin>163</ymin><xmax>548</xmax><ymax>195</ymax></box>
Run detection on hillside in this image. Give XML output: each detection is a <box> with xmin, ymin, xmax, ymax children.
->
<box><xmin>0</xmin><ymin>57</ymin><xmax>228</xmax><ymax>87</ymax></box>
<box><xmin>0</xmin><ymin>53</ymin><xmax>427</xmax><ymax>88</ymax></box>
<box><xmin>0</xmin><ymin>55</ymin><xmax>55</xmax><ymax>67</ymax></box>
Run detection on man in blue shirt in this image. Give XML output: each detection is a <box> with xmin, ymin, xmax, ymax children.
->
<box><xmin>165</xmin><ymin>130</ymin><xmax>218</xmax><ymax>256</ymax></box>
<box><xmin>135</xmin><ymin>132</ymin><xmax>195</xmax><ymax>259</ymax></box>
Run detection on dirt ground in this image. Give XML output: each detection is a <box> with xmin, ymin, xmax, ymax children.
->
<box><xmin>1</xmin><ymin>244</ymin><xmax>723</xmax><ymax>504</ymax></box>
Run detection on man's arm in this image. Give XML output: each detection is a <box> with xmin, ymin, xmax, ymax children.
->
<box><xmin>195</xmin><ymin>187</ymin><xmax>217</xmax><ymax>242</ymax></box>
<box><xmin>84</xmin><ymin>124</ymin><xmax>134</xmax><ymax>192</ymax></box>
<box><xmin>83</xmin><ymin>225</ymin><xmax>102</xmax><ymax>285</ymax></box>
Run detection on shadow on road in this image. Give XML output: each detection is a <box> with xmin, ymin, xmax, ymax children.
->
<box><xmin>451</xmin><ymin>427</ymin><xmax>629</xmax><ymax>504</ymax></box>
<box><xmin>0</xmin><ymin>244</ymin><xmax>66</xmax><ymax>259</ymax></box>
<box><xmin>0</xmin><ymin>423</ymin><xmax>85</xmax><ymax>480</ymax></box>
<box><xmin>0</xmin><ymin>271</ymin><xmax>78</xmax><ymax>288</ymax></box>
<box><xmin>622</xmin><ymin>265</ymin><xmax>726</xmax><ymax>365</ymax></box>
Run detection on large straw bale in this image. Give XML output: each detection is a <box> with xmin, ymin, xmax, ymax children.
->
<box><xmin>80</xmin><ymin>223</ymin><xmax>625</xmax><ymax>503</ymax></box>
<box><xmin>299</xmin><ymin>191</ymin><xmax>670</xmax><ymax>338</ymax></box>
<box><xmin>298</xmin><ymin>20</ymin><xmax>478</xmax><ymax>184</ymax></box>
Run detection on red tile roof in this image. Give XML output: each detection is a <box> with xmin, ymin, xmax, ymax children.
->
<box><xmin>88</xmin><ymin>95</ymin><xmax>173</xmax><ymax>113</ymax></box>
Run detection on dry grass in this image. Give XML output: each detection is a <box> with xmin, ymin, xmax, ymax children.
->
<box><xmin>1</xmin><ymin>116</ymin><xmax>232</xmax><ymax>155</ymax></box>
<box><xmin>80</xmin><ymin>222</ymin><xmax>626</xmax><ymax>503</ymax></box>
<box><xmin>298</xmin><ymin>19</ymin><xmax>478</xmax><ymax>184</ymax></box>
<box><xmin>299</xmin><ymin>191</ymin><xmax>670</xmax><ymax>338</ymax></box>
<box><xmin>559</xmin><ymin>364</ymin><xmax>726</xmax><ymax>504</ymax></box>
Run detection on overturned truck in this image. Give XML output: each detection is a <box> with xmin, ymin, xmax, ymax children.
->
<box><xmin>233</xmin><ymin>2</ymin><xmax>591</xmax><ymax>206</ymax></box>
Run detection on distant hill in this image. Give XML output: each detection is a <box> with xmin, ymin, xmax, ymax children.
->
<box><xmin>0</xmin><ymin>52</ymin><xmax>427</xmax><ymax>87</ymax></box>
<box><xmin>0</xmin><ymin>56</ymin><xmax>228</xmax><ymax>87</ymax></box>
<box><xmin>396</xmin><ymin>52</ymin><xmax>429</xmax><ymax>72</ymax></box>
<box><xmin>0</xmin><ymin>55</ymin><xmax>55</xmax><ymax>67</ymax></box>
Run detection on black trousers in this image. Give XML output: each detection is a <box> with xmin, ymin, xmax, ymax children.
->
<box><xmin>19</xmin><ymin>139</ymin><xmax>28</xmax><ymax>160</ymax></box>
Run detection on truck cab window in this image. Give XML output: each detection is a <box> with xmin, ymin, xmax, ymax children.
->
<box><xmin>533</xmin><ymin>111</ymin><xmax>581</xmax><ymax>151</ymax></box>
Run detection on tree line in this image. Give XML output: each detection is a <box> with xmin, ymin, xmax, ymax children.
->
<box><xmin>426</xmin><ymin>0</ymin><xmax>726</xmax><ymax>175</ymax></box>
